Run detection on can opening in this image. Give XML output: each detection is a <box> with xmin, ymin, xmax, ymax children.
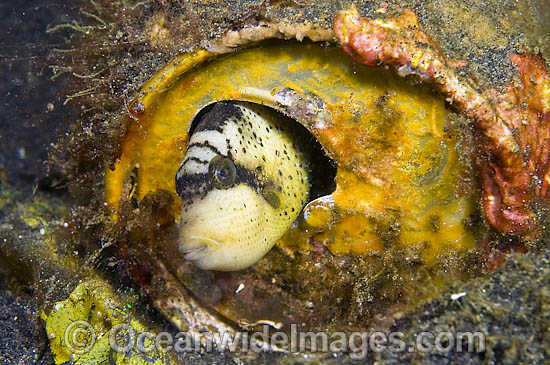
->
<box><xmin>189</xmin><ymin>101</ymin><xmax>337</xmax><ymax>203</ymax></box>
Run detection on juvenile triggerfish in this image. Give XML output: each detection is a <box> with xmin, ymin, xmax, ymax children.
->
<box><xmin>175</xmin><ymin>101</ymin><xmax>309</xmax><ymax>271</ymax></box>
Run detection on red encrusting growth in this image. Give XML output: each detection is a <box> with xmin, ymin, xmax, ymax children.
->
<box><xmin>334</xmin><ymin>6</ymin><xmax>550</xmax><ymax>237</ymax></box>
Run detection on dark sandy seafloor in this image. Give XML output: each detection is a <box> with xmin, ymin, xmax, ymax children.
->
<box><xmin>1</xmin><ymin>0</ymin><xmax>550</xmax><ymax>364</ymax></box>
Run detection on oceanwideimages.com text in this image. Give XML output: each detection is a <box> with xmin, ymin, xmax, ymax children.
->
<box><xmin>64</xmin><ymin>320</ymin><xmax>486</xmax><ymax>360</ymax></box>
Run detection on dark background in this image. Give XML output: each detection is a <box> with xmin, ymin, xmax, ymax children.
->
<box><xmin>0</xmin><ymin>1</ymin><xmax>75</xmax><ymax>190</ymax></box>
<box><xmin>0</xmin><ymin>2</ymin><xmax>74</xmax><ymax>363</ymax></box>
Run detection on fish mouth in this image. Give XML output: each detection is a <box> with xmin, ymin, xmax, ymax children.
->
<box><xmin>179</xmin><ymin>236</ymin><xmax>221</xmax><ymax>262</ymax></box>
<box><xmin>183</xmin><ymin>246</ymin><xmax>206</xmax><ymax>261</ymax></box>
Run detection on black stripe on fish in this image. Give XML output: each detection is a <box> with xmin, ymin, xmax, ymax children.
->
<box><xmin>183</xmin><ymin>156</ymin><xmax>210</xmax><ymax>165</ymax></box>
<box><xmin>186</xmin><ymin>141</ymin><xmax>223</xmax><ymax>156</ymax></box>
<box><xmin>193</xmin><ymin>102</ymin><xmax>243</xmax><ymax>133</ymax></box>
<box><xmin>176</xmin><ymin>173</ymin><xmax>209</xmax><ymax>202</ymax></box>
<box><xmin>176</xmin><ymin>161</ymin><xmax>273</xmax><ymax>203</ymax></box>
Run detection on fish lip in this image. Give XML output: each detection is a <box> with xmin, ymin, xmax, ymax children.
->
<box><xmin>183</xmin><ymin>246</ymin><xmax>206</xmax><ymax>261</ymax></box>
<box><xmin>179</xmin><ymin>236</ymin><xmax>221</xmax><ymax>262</ymax></box>
<box><xmin>188</xmin><ymin>236</ymin><xmax>221</xmax><ymax>247</ymax></box>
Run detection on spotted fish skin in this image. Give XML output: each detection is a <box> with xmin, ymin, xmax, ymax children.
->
<box><xmin>176</xmin><ymin>101</ymin><xmax>309</xmax><ymax>271</ymax></box>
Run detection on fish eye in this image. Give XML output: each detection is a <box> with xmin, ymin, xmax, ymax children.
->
<box><xmin>209</xmin><ymin>155</ymin><xmax>236</xmax><ymax>189</ymax></box>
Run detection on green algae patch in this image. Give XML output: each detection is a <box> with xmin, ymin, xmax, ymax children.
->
<box><xmin>43</xmin><ymin>279</ymin><xmax>171</xmax><ymax>364</ymax></box>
